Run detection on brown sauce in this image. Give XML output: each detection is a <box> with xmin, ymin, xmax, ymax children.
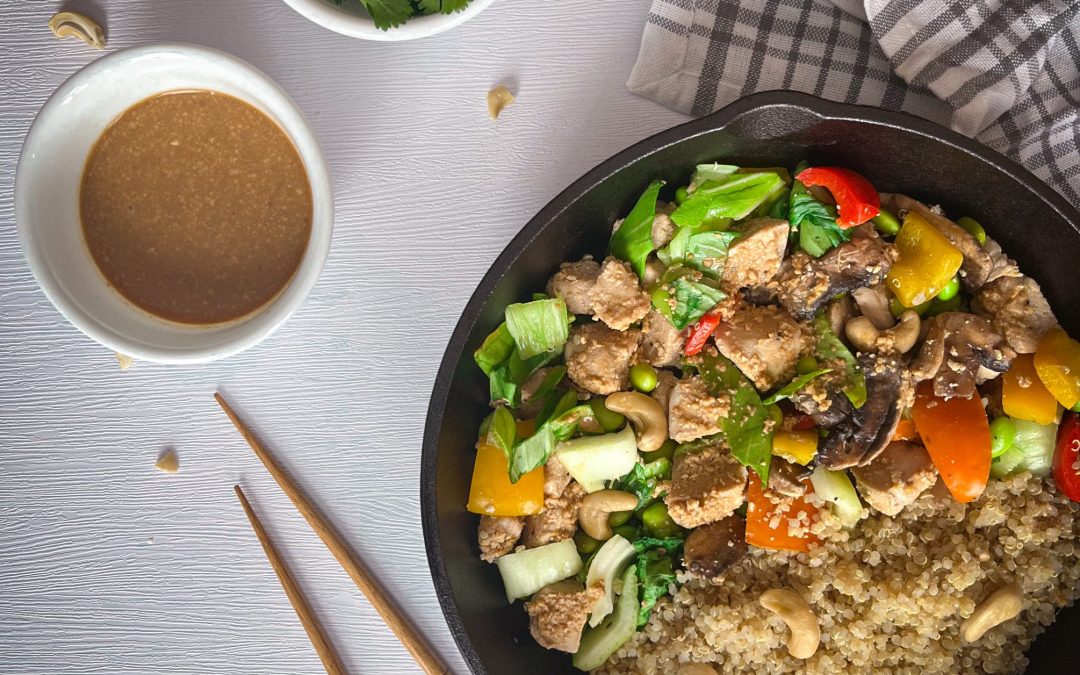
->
<box><xmin>80</xmin><ymin>90</ymin><xmax>313</xmax><ymax>325</ymax></box>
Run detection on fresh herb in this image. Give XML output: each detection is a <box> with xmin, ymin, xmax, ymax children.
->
<box><xmin>634</xmin><ymin>541</ymin><xmax>683</xmax><ymax>628</ymax></box>
<box><xmin>694</xmin><ymin>351</ymin><xmax>774</xmax><ymax>485</ymax></box>
<box><xmin>671</xmin><ymin>173</ymin><xmax>785</xmax><ymax>229</ymax></box>
<box><xmin>504</xmin><ymin>297</ymin><xmax>569</xmax><ymax>360</ymax></box>
<box><xmin>611</xmin><ymin>458</ymin><xmax>672</xmax><ymax>510</ymax></box>
<box><xmin>609</xmin><ymin>180</ymin><xmax>665</xmax><ymax>278</ymax></box>
<box><xmin>507</xmin><ymin>404</ymin><xmax>593</xmax><ymax>482</ymax></box>
<box><xmin>813</xmin><ymin>313</ymin><xmax>867</xmax><ymax>408</ymax></box>
<box><xmin>762</xmin><ymin>368</ymin><xmax>833</xmax><ymax>405</ymax></box>
<box><xmin>632</xmin><ymin>536</ymin><xmax>684</xmax><ymax>556</ymax></box>
<box><xmin>789</xmin><ymin>190</ymin><xmax>852</xmax><ymax>258</ymax></box>
<box><xmin>333</xmin><ymin>0</ymin><xmax>469</xmax><ymax>31</ymax></box>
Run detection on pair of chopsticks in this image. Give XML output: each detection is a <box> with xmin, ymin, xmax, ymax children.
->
<box><xmin>216</xmin><ymin>393</ymin><xmax>447</xmax><ymax>675</ymax></box>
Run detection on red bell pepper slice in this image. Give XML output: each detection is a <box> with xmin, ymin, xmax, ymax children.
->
<box><xmin>1053</xmin><ymin>412</ymin><xmax>1080</xmax><ymax>502</ymax></box>
<box><xmin>684</xmin><ymin>312</ymin><xmax>721</xmax><ymax>356</ymax></box>
<box><xmin>795</xmin><ymin>167</ymin><xmax>881</xmax><ymax>228</ymax></box>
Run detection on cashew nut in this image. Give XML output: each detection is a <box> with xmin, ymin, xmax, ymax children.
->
<box><xmin>759</xmin><ymin>588</ymin><xmax>820</xmax><ymax>659</ymax></box>
<box><xmin>676</xmin><ymin>665</ymin><xmax>718</xmax><ymax>675</ymax></box>
<box><xmin>487</xmin><ymin>85</ymin><xmax>514</xmax><ymax>119</ymax></box>
<box><xmin>604</xmin><ymin>391</ymin><xmax>667</xmax><ymax>452</ymax></box>
<box><xmin>578</xmin><ymin>490</ymin><xmax>638</xmax><ymax>541</ymax></box>
<box><xmin>961</xmin><ymin>584</ymin><xmax>1023</xmax><ymax>642</ymax></box>
<box><xmin>845</xmin><ymin>310</ymin><xmax>921</xmax><ymax>354</ymax></box>
<box><xmin>48</xmin><ymin>12</ymin><xmax>106</xmax><ymax>49</ymax></box>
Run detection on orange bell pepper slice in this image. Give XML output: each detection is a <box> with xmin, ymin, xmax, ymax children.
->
<box><xmin>466</xmin><ymin>429</ymin><xmax>544</xmax><ymax>517</ymax></box>
<box><xmin>911</xmin><ymin>381</ymin><xmax>991</xmax><ymax>503</ymax></box>
<box><xmin>1034</xmin><ymin>328</ymin><xmax>1080</xmax><ymax>409</ymax></box>
<box><xmin>745</xmin><ymin>477</ymin><xmax>818</xmax><ymax>552</ymax></box>
<box><xmin>886</xmin><ymin>212</ymin><xmax>964</xmax><ymax>307</ymax></box>
<box><xmin>891</xmin><ymin>418</ymin><xmax>919</xmax><ymax>442</ymax></box>
<box><xmin>1002</xmin><ymin>353</ymin><xmax>1059</xmax><ymax>425</ymax></box>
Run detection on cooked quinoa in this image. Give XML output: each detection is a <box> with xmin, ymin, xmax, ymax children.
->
<box><xmin>601</xmin><ymin>473</ymin><xmax>1080</xmax><ymax>675</ymax></box>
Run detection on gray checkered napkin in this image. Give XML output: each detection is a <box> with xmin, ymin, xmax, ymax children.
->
<box><xmin>628</xmin><ymin>0</ymin><xmax>1080</xmax><ymax>204</ymax></box>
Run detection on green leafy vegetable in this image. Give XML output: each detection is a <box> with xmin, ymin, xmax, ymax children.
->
<box><xmin>991</xmin><ymin>419</ymin><xmax>1058</xmax><ymax>479</ymax></box>
<box><xmin>506</xmin><ymin>345</ymin><xmax>558</xmax><ymax>384</ymax></box>
<box><xmin>660</xmin><ymin>230</ymin><xmax>740</xmax><ymax>280</ymax></box>
<box><xmin>761</xmin><ymin>368</ymin><xmax>833</xmax><ymax>405</ymax></box>
<box><xmin>632</xmin><ymin>536</ymin><xmax>684</xmax><ymax>555</ymax></box>
<box><xmin>694</xmin><ymin>352</ymin><xmax>773</xmax><ymax>485</ymax></box>
<box><xmin>332</xmin><ymin>0</ymin><xmax>470</xmax><ymax>29</ymax></box>
<box><xmin>611</xmin><ymin>458</ymin><xmax>672</xmax><ymax>509</ymax></box>
<box><xmin>813</xmin><ymin>313</ymin><xmax>867</xmax><ymax>408</ymax></box>
<box><xmin>488</xmin><ymin>363</ymin><xmax>519</xmax><ymax>407</ymax></box>
<box><xmin>789</xmin><ymin>191</ymin><xmax>852</xmax><ymax>258</ymax></box>
<box><xmin>417</xmin><ymin>0</ymin><xmax>470</xmax><ymax>13</ymax></box>
<box><xmin>474</xmin><ymin>323</ymin><xmax>515</xmax><ymax>376</ymax></box>
<box><xmin>688</xmin><ymin>163</ymin><xmax>739</xmax><ymax>191</ymax></box>
<box><xmin>635</xmin><ymin>546</ymin><xmax>681</xmax><ymax>628</ymax></box>
<box><xmin>665</xmin><ymin>272</ymin><xmax>726</xmax><ymax>330</ymax></box>
<box><xmin>504</xmin><ymin>297</ymin><xmax>569</xmax><ymax>360</ymax></box>
<box><xmin>609</xmin><ymin>180</ymin><xmax>665</xmax><ymax>277</ymax></box>
<box><xmin>486</xmin><ymin>406</ymin><xmax>517</xmax><ymax>459</ymax></box>
<box><xmin>508</xmin><ymin>405</ymin><xmax>593</xmax><ymax>482</ymax></box>
<box><xmin>671</xmin><ymin>173</ymin><xmax>785</xmax><ymax>229</ymax></box>
<box><xmin>529</xmin><ymin>366</ymin><xmax>566</xmax><ymax>403</ymax></box>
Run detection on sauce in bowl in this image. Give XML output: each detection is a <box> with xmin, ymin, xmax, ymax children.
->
<box><xmin>80</xmin><ymin>90</ymin><xmax>313</xmax><ymax>325</ymax></box>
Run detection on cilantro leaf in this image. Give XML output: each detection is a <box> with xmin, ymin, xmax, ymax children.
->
<box><xmin>611</xmin><ymin>458</ymin><xmax>672</xmax><ymax>510</ymax></box>
<box><xmin>609</xmin><ymin>180</ymin><xmax>664</xmax><ymax>278</ymax></box>
<box><xmin>417</xmin><ymin>0</ymin><xmax>470</xmax><ymax>13</ymax></box>
<box><xmin>348</xmin><ymin>0</ymin><xmax>413</xmax><ymax>30</ymax></box>
<box><xmin>635</xmin><ymin>547</ymin><xmax>680</xmax><ymax>628</ymax></box>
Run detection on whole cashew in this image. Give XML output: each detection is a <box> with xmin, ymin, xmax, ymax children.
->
<box><xmin>676</xmin><ymin>665</ymin><xmax>718</xmax><ymax>675</ymax></box>
<box><xmin>49</xmin><ymin>12</ymin><xmax>106</xmax><ymax>49</ymax></box>
<box><xmin>961</xmin><ymin>584</ymin><xmax>1023</xmax><ymax>642</ymax></box>
<box><xmin>578</xmin><ymin>490</ymin><xmax>639</xmax><ymax>541</ymax></box>
<box><xmin>845</xmin><ymin>310</ymin><xmax>921</xmax><ymax>354</ymax></box>
<box><xmin>604</xmin><ymin>391</ymin><xmax>667</xmax><ymax>452</ymax></box>
<box><xmin>759</xmin><ymin>588</ymin><xmax>820</xmax><ymax>659</ymax></box>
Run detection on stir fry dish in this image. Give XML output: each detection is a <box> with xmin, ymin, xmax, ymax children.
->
<box><xmin>465</xmin><ymin>162</ymin><xmax>1080</xmax><ymax>673</ymax></box>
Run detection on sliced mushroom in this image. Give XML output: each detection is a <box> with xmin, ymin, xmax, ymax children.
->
<box><xmin>765</xmin><ymin>457</ymin><xmax>811</xmax><ymax>498</ymax></box>
<box><xmin>880</xmin><ymin>194</ymin><xmax>993</xmax><ymax>291</ymax></box>
<box><xmin>772</xmin><ymin>233</ymin><xmax>896</xmax><ymax>321</ymax></box>
<box><xmin>825</xmin><ymin>294</ymin><xmax>856</xmax><ymax>337</ymax></box>
<box><xmin>815</xmin><ymin>353</ymin><xmax>903</xmax><ymax>469</ymax></box>
<box><xmin>851</xmin><ymin>285</ymin><xmax>894</xmax><ymax>330</ymax></box>
<box><xmin>845</xmin><ymin>311</ymin><xmax>921</xmax><ymax>354</ymax></box>
<box><xmin>910</xmin><ymin>312</ymin><xmax>1015</xmax><ymax>399</ymax></box>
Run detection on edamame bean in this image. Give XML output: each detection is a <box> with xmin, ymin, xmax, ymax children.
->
<box><xmin>630</xmin><ymin>362</ymin><xmax>659</xmax><ymax>393</ymax></box>
<box><xmin>608</xmin><ymin>510</ymin><xmax>633</xmax><ymax>528</ymax></box>
<box><xmin>641</xmin><ymin>502</ymin><xmax>681</xmax><ymax>538</ymax></box>
<box><xmin>925</xmin><ymin>294</ymin><xmax>963</xmax><ymax>317</ymax></box>
<box><xmin>796</xmin><ymin>355</ymin><xmax>819</xmax><ymax>375</ymax></box>
<box><xmin>588</xmin><ymin>397</ymin><xmax>626</xmax><ymax>432</ymax></box>
<box><xmin>612</xmin><ymin>524</ymin><xmax>640</xmax><ymax>541</ymax></box>
<box><xmin>957</xmin><ymin>216</ymin><xmax>987</xmax><ymax>245</ymax></box>
<box><xmin>675</xmin><ymin>186</ymin><xmax>690</xmax><ymax>204</ymax></box>
<box><xmin>891</xmin><ymin>297</ymin><xmax>932</xmax><ymax>318</ymax></box>
<box><xmin>872</xmin><ymin>209</ymin><xmax>901</xmax><ymax>236</ymax></box>
<box><xmin>937</xmin><ymin>277</ymin><xmax>960</xmax><ymax>301</ymax></box>
<box><xmin>643</xmin><ymin>439</ymin><xmax>677</xmax><ymax>463</ymax></box>
<box><xmin>990</xmin><ymin>417</ymin><xmax>1016</xmax><ymax>458</ymax></box>
<box><xmin>574</xmin><ymin>530</ymin><xmax>601</xmax><ymax>556</ymax></box>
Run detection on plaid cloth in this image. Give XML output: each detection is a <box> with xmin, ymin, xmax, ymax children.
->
<box><xmin>628</xmin><ymin>0</ymin><xmax>1080</xmax><ymax>204</ymax></box>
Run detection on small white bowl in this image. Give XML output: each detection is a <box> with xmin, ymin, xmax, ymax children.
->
<box><xmin>281</xmin><ymin>0</ymin><xmax>495</xmax><ymax>41</ymax></box>
<box><xmin>15</xmin><ymin>44</ymin><xmax>334</xmax><ymax>364</ymax></box>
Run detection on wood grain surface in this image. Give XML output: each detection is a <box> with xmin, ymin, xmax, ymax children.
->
<box><xmin>0</xmin><ymin>1</ymin><xmax>687</xmax><ymax>673</ymax></box>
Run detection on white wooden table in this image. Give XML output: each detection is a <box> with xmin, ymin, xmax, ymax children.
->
<box><xmin>0</xmin><ymin>1</ymin><xmax>687</xmax><ymax>673</ymax></box>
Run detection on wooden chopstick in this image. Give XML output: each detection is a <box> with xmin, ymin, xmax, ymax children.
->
<box><xmin>234</xmin><ymin>485</ymin><xmax>347</xmax><ymax>675</ymax></box>
<box><xmin>216</xmin><ymin>393</ymin><xmax>448</xmax><ymax>675</ymax></box>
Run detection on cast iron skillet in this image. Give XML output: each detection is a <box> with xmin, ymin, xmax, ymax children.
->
<box><xmin>421</xmin><ymin>91</ymin><xmax>1080</xmax><ymax>675</ymax></box>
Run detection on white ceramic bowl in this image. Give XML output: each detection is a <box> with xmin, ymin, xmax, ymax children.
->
<box><xmin>281</xmin><ymin>0</ymin><xmax>495</xmax><ymax>41</ymax></box>
<box><xmin>15</xmin><ymin>44</ymin><xmax>333</xmax><ymax>364</ymax></box>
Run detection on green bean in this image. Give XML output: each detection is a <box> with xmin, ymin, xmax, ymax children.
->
<box><xmin>989</xmin><ymin>417</ymin><xmax>1017</xmax><ymax>458</ymax></box>
<box><xmin>872</xmin><ymin>208</ymin><xmax>902</xmax><ymax>236</ymax></box>
<box><xmin>937</xmin><ymin>277</ymin><xmax>960</xmax><ymax>301</ymax></box>
<box><xmin>588</xmin><ymin>397</ymin><xmax>626</xmax><ymax>432</ymax></box>
<box><xmin>630</xmin><ymin>362</ymin><xmax>659</xmax><ymax>393</ymax></box>
<box><xmin>957</xmin><ymin>216</ymin><xmax>987</xmax><ymax>245</ymax></box>
<box><xmin>608</xmin><ymin>510</ymin><xmax>633</xmax><ymax>528</ymax></box>
<box><xmin>641</xmin><ymin>503</ymin><xmax>682</xmax><ymax>538</ymax></box>
<box><xmin>574</xmin><ymin>530</ymin><xmax>601</xmax><ymax>556</ymax></box>
<box><xmin>675</xmin><ymin>186</ymin><xmax>690</xmax><ymax>205</ymax></box>
<box><xmin>796</xmin><ymin>355</ymin><xmax>819</xmax><ymax>375</ymax></box>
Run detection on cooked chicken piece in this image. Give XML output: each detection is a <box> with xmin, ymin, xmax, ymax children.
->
<box><xmin>766</xmin><ymin>457</ymin><xmax>811</xmax><ymax>499</ymax></box>
<box><xmin>525</xmin><ymin>580</ymin><xmax>604</xmax><ymax>653</ymax></box>
<box><xmin>642</xmin><ymin>257</ymin><xmax>666</xmax><ymax>288</ymax></box>
<box><xmin>640</xmin><ymin>308</ymin><xmax>683</xmax><ymax>368</ymax></box>
<box><xmin>564</xmin><ymin>322</ymin><xmax>642</xmax><ymax>395</ymax></box>
<box><xmin>972</xmin><ymin>276</ymin><xmax>1057</xmax><ymax>354</ymax></box>
<box><xmin>668</xmin><ymin>376</ymin><xmax>731</xmax><ymax>443</ymax></box>
<box><xmin>851</xmin><ymin>441</ymin><xmax>938</xmax><ymax>516</ymax></box>
<box><xmin>721</xmin><ymin>218</ymin><xmax>789</xmax><ymax>291</ymax></box>
<box><xmin>910</xmin><ymin>312</ymin><xmax>1015</xmax><ymax>399</ymax></box>
<box><xmin>651</xmin><ymin>369</ymin><xmax>678</xmax><ymax>413</ymax></box>
<box><xmin>523</xmin><ymin>481</ymin><xmax>585</xmax><ymax>548</ymax></box>
<box><xmin>879</xmin><ymin>194</ymin><xmax>993</xmax><ymax>290</ymax></box>
<box><xmin>712</xmin><ymin>305</ymin><xmax>810</xmax><ymax>391</ymax></box>
<box><xmin>542</xmin><ymin>454</ymin><xmax>572</xmax><ymax>499</ymax></box>
<box><xmin>815</xmin><ymin>353</ymin><xmax>903</xmax><ymax>469</ymax></box>
<box><xmin>772</xmin><ymin>233</ymin><xmax>896</xmax><ymax>321</ymax></box>
<box><xmin>478</xmin><ymin>515</ymin><xmax>524</xmax><ymax>562</ymax></box>
<box><xmin>652</xmin><ymin>210</ymin><xmax>676</xmax><ymax>248</ymax></box>
<box><xmin>589</xmin><ymin>257</ymin><xmax>651</xmax><ymax>331</ymax></box>
<box><xmin>546</xmin><ymin>259</ymin><xmax>601</xmax><ymax>316</ymax></box>
<box><xmin>683</xmin><ymin>515</ymin><xmax>748</xmax><ymax>581</ymax></box>
<box><xmin>666</xmin><ymin>444</ymin><xmax>748</xmax><ymax>528</ymax></box>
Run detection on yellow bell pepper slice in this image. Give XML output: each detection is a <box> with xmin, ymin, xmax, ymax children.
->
<box><xmin>772</xmin><ymin>429</ymin><xmax>818</xmax><ymax>465</ymax></box>
<box><xmin>1002</xmin><ymin>353</ymin><xmax>1059</xmax><ymax>424</ymax></box>
<box><xmin>1034</xmin><ymin>328</ymin><xmax>1080</xmax><ymax>409</ymax></box>
<box><xmin>886</xmin><ymin>212</ymin><xmax>964</xmax><ymax>308</ymax></box>
<box><xmin>466</xmin><ymin>422</ymin><xmax>544</xmax><ymax>517</ymax></box>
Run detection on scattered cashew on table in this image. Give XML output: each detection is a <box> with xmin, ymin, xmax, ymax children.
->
<box><xmin>759</xmin><ymin>588</ymin><xmax>821</xmax><ymax>659</ymax></box>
